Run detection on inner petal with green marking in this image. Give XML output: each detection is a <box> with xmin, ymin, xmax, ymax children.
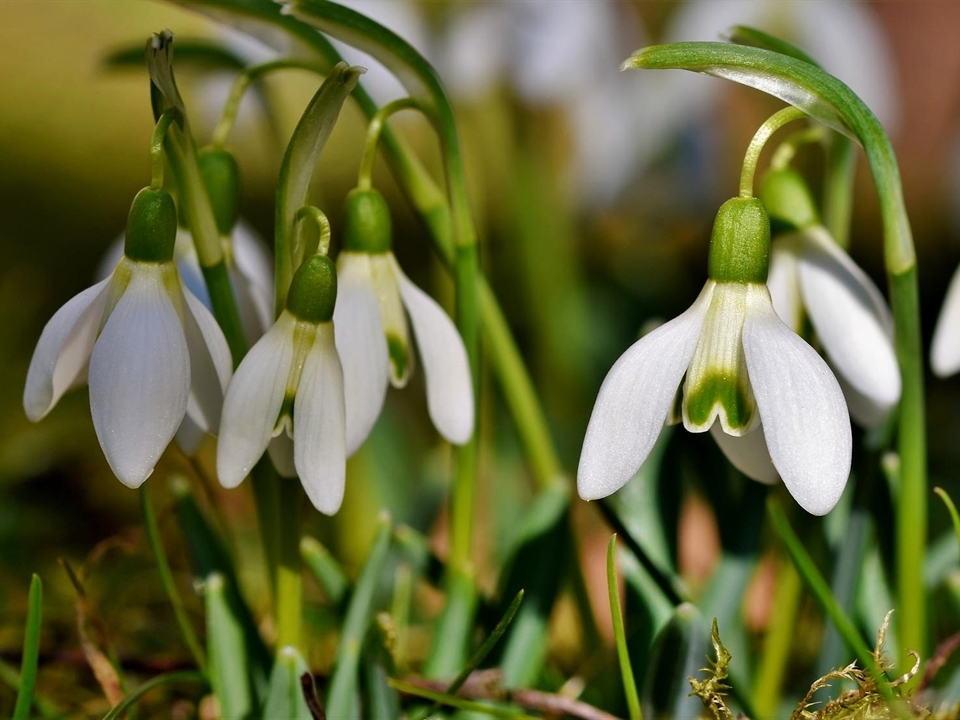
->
<box><xmin>682</xmin><ymin>281</ymin><xmax>758</xmax><ymax>435</ymax></box>
<box><xmin>370</xmin><ymin>253</ymin><xmax>413</xmax><ymax>387</ymax></box>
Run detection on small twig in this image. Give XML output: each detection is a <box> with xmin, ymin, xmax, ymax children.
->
<box><xmin>301</xmin><ymin>673</ymin><xmax>326</xmax><ymax>720</ymax></box>
<box><xmin>401</xmin><ymin>670</ymin><xmax>620</xmax><ymax>720</ymax></box>
<box><xmin>920</xmin><ymin>631</ymin><xmax>960</xmax><ymax>691</ymax></box>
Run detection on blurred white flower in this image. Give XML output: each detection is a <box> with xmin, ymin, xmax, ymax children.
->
<box><xmin>931</xmin><ymin>265</ymin><xmax>960</xmax><ymax>378</ymax></box>
<box><xmin>217</xmin><ymin>255</ymin><xmax>346</xmax><ymax>515</ymax></box>
<box><xmin>24</xmin><ymin>190</ymin><xmax>232</xmax><ymax>487</ymax></box>
<box><xmin>333</xmin><ymin>189</ymin><xmax>474</xmax><ymax>454</ymax></box>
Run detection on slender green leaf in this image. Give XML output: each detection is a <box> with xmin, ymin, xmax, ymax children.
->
<box><xmin>389</xmin><ymin>679</ymin><xmax>538</xmax><ymax>720</ymax></box>
<box><xmin>619</xmin><ymin>547</ymin><xmax>675</xmax><ymax>698</ymax></box>
<box><xmin>106</xmin><ymin>38</ymin><xmax>247</xmax><ymax>70</ymax></box>
<box><xmin>12</xmin><ymin>574</ymin><xmax>42</xmax><ymax>720</ymax></box>
<box><xmin>641</xmin><ymin>603</ymin><xmax>711</xmax><ymax>720</ymax></box>
<box><xmin>101</xmin><ymin>671</ymin><xmax>205</xmax><ymax>720</ymax></box>
<box><xmin>725</xmin><ymin>26</ymin><xmax>819</xmax><ymax>66</ymax></box>
<box><xmin>262</xmin><ymin>647</ymin><xmax>313</xmax><ymax>720</ymax></box>
<box><xmin>608</xmin><ymin>536</ymin><xmax>642</xmax><ymax>720</ymax></box>
<box><xmin>326</xmin><ymin>515</ymin><xmax>393</xmax><ymax>717</ymax></box>
<box><xmin>301</xmin><ymin>536</ymin><xmax>350</xmax><ymax>607</ymax></box>
<box><xmin>936</xmin><ymin>487</ymin><xmax>960</xmax><ymax>558</ymax></box>
<box><xmin>205</xmin><ymin>573</ymin><xmax>256</xmax><ymax>720</ymax></box>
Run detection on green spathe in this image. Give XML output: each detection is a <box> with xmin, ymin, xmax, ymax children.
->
<box><xmin>287</xmin><ymin>255</ymin><xmax>338</xmax><ymax>323</ymax></box>
<box><xmin>198</xmin><ymin>148</ymin><xmax>241</xmax><ymax>236</ymax></box>
<box><xmin>124</xmin><ymin>188</ymin><xmax>178</xmax><ymax>263</ymax></box>
<box><xmin>760</xmin><ymin>168</ymin><xmax>819</xmax><ymax>234</ymax></box>
<box><xmin>342</xmin><ymin>188</ymin><xmax>392</xmax><ymax>253</ymax></box>
<box><xmin>708</xmin><ymin>197</ymin><xmax>771</xmax><ymax>284</ymax></box>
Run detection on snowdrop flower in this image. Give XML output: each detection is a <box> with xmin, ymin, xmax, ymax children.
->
<box><xmin>333</xmin><ymin>188</ymin><xmax>474</xmax><ymax>453</ymax></box>
<box><xmin>932</xmin><ymin>268</ymin><xmax>960</xmax><ymax>378</ymax></box>
<box><xmin>217</xmin><ymin>254</ymin><xmax>347</xmax><ymax>514</ymax></box>
<box><xmin>579</xmin><ymin>197</ymin><xmax>851</xmax><ymax>515</ymax></box>
<box><xmin>24</xmin><ymin>188</ymin><xmax>232</xmax><ymax>487</ymax></box>
<box><xmin>761</xmin><ymin>168</ymin><xmax>900</xmax><ymax>427</ymax></box>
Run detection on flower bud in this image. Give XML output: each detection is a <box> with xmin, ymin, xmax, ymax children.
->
<box><xmin>124</xmin><ymin>187</ymin><xmax>178</xmax><ymax>263</ymax></box>
<box><xmin>286</xmin><ymin>254</ymin><xmax>337</xmax><ymax>323</ymax></box>
<box><xmin>342</xmin><ymin>188</ymin><xmax>392</xmax><ymax>253</ymax></box>
<box><xmin>707</xmin><ymin>197</ymin><xmax>771</xmax><ymax>284</ymax></box>
<box><xmin>760</xmin><ymin>168</ymin><xmax>819</xmax><ymax>234</ymax></box>
<box><xmin>198</xmin><ymin>148</ymin><xmax>240</xmax><ymax>236</ymax></box>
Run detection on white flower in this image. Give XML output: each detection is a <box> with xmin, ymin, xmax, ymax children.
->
<box><xmin>578</xmin><ymin>198</ymin><xmax>851</xmax><ymax>516</ymax></box>
<box><xmin>767</xmin><ymin>226</ymin><xmax>900</xmax><ymax>427</ymax></box>
<box><xmin>217</xmin><ymin>255</ymin><xmax>346</xmax><ymax>515</ymax></box>
<box><xmin>932</xmin><ymin>265</ymin><xmax>960</xmax><ymax>378</ymax></box>
<box><xmin>332</xmin><ymin>189</ymin><xmax>474</xmax><ymax>454</ymax></box>
<box><xmin>24</xmin><ymin>189</ymin><xmax>232</xmax><ymax>487</ymax></box>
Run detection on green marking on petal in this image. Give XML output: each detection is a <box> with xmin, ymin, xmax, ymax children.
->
<box><xmin>684</xmin><ymin>373</ymin><xmax>756</xmax><ymax>433</ymax></box>
<box><xmin>387</xmin><ymin>332</ymin><xmax>410</xmax><ymax>387</ymax></box>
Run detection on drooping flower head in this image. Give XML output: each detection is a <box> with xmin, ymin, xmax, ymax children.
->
<box><xmin>761</xmin><ymin>168</ymin><xmax>900</xmax><ymax>427</ymax></box>
<box><xmin>578</xmin><ymin>196</ymin><xmax>851</xmax><ymax>515</ymax></box>
<box><xmin>24</xmin><ymin>188</ymin><xmax>233</xmax><ymax>487</ymax></box>
<box><xmin>217</xmin><ymin>253</ymin><xmax>347</xmax><ymax>515</ymax></box>
<box><xmin>333</xmin><ymin>187</ymin><xmax>474</xmax><ymax>454</ymax></box>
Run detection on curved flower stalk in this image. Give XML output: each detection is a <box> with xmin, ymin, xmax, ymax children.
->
<box><xmin>23</xmin><ymin>188</ymin><xmax>232</xmax><ymax>487</ymax></box>
<box><xmin>217</xmin><ymin>254</ymin><xmax>346</xmax><ymax>515</ymax></box>
<box><xmin>334</xmin><ymin>188</ymin><xmax>474</xmax><ymax>453</ymax></box>
<box><xmin>761</xmin><ymin>168</ymin><xmax>901</xmax><ymax>427</ymax></box>
<box><xmin>579</xmin><ymin>198</ymin><xmax>851</xmax><ymax>516</ymax></box>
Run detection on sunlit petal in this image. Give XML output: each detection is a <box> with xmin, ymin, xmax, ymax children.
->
<box><xmin>217</xmin><ymin>312</ymin><xmax>296</xmax><ymax>488</ymax></box>
<box><xmin>932</xmin><ymin>264</ymin><xmax>960</xmax><ymax>378</ymax></box>
<box><xmin>710</xmin><ymin>422</ymin><xmax>779</xmax><ymax>485</ymax></box>
<box><xmin>24</xmin><ymin>277</ymin><xmax>111</xmax><ymax>421</ymax></box>
<box><xmin>395</xmin><ymin>259</ymin><xmax>474</xmax><ymax>445</ymax></box>
<box><xmin>796</xmin><ymin>226</ymin><xmax>900</xmax><ymax>426</ymax></box>
<box><xmin>334</xmin><ymin>252</ymin><xmax>389</xmax><ymax>456</ymax></box>
<box><xmin>742</xmin><ymin>287</ymin><xmax>850</xmax><ymax>515</ymax></box>
<box><xmin>182</xmin><ymin>288</ymin><xmax>233</xmax><ymax>434</ymax></box>
<box><xmin>578</xmin><ymin>283</ymin><xmax>713</xmax><ymax>500</ymax></box>
<box><xmin>294</xmin><ymin>325</ymin><xmax>347</xmax><ymax>514</ymax></box>
<box><xmin>89</xmin><ymin>266</ymin><xmax>189</xmax><ymax>488</ymax></box>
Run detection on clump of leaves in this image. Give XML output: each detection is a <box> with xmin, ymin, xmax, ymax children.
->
<box><xmin>689</xmin><ymin>613</ymin><xmax>960</xmax><ymax>720</ymax></box>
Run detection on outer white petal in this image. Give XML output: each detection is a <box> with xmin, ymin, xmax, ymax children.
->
<box><xmin>578</xmin><ymin>283</ymin><xmax>714</xmax><ymax>500</ymax></box>
<box><xmin>182</xmin><ymin>288</ymin><xmax>233</xmax><ymax>434</ymax></box>
<box><xmin>231</xmin><ymin>219</ymin><xmax>275</xmax><ymax>335</ymax></box>
<box><xmin>89</xmin><ymin>267</ymin><xmax>190</xmax><ymax>488</ymax></box>
<box><xmin>217</xmin><ymin>312</ymin><xmax>296</xmax><ymax>488</ymax></box>
<box><xmin>931</xmin><ymin>263</ymin><xmax>960</xmax><ymax>377</ymax></box>
<box><xmin>334</xmin><ymin>252</ymin><xmax>389</xmax><ymax>456</ymax></box>
<box><xmin>95</xmin><ymin>236</ymin><xmax>126</xmax><ymax>281</ymax></box>
<box><xmin>710</xmin><ymin>422</ymin><xmax>779</xmax><ymax>485</ymax></box>
<box><xmin>294</xmin><ymin>325</ymin><xmax>347</xmax><ymax>514</ymax></box>
<box><xmin>796</xmin><ymin>226</ymin><xmax>900</xmax><ymax>426</ymax></box>
<box><xmin>24</xmin><ymin>277</ymin><xmax>111</xmax><ymax>421</ymax></box>
<box><xmin>742</xmin><ymin>287</ymin><xmax>851</xmax><ymax>516</ymax></box>
<box><xmin>767</xmin><ymin>239</ymin><xmax>803</xmax><ymax>332</ymax></box>
<box><xmin>394</xmin><ymin>259</ymin><xmax>475</xmax><ymax>445</ymax></box>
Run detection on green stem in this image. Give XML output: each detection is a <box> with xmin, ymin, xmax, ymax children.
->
<box><xmin>275</xmin><ymin>478</ymin><xmax>303</xmax><ymax>651</ymax></box>
<box><xmin>739</xmin><ymin>106</ymin><xmax>807</xmax><ymax>198</ymax></box>
<box><xmin>769</xmin><ymin>125</ymin><xmax>826</xmax><ymax>171</ymax></box>
<box><xmin>251</xmin><ymin>458</ymin><xmax>281</xmax><ymax>598</ymax></box>
<box><xmin>821</xmin><ymin>135</ymin><xmax>856</xmax><ymax>250</ymax></box>
<box><xmin>357</xmin><ymin>97</ymin><xmax>426</xmax><ymax>190</ymax></box>
<box><xmin>140</xmin><ymin>486</ymin><xmax>208</xmax><ymax>675</ymax></box>
<box><xmin>767</xmin><ymin>498</ymin><xmax>893</xmax><ymax>699</ymax></box>
<box><xmin>607</xmin><ymin>537</ymin><xmax>642</xmax><ymax>720</ymax></box>
<box><xmin>752</xmin><ymin>556</ymin><xmax>802</xmax><ymax>719</ymax></box>
<box><xmin>294</xmin><ymin>205</ymin><xmax>332</xmax><ymax>258</ymax></box>
<box><xmin>211</xmin><ymin>59</ymin><xmax>324</xmax><ymax>148</ymax></box>
<box><xmin>150</xmin><ymin>108</ymin><xmax>181</xmax><ymax>190</ymax></box>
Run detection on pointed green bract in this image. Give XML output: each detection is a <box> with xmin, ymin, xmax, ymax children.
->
<box><xmin>262</xmin><ymin>647</ymin><xmax>313</xmax><ymax>720</ymax></box>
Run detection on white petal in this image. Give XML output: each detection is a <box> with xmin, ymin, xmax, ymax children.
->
<box><xmin>932</xmin><ymin>263</ymin><xmax>960</xmax><ymax>377</ymax></box>
<box><xmin>89</xmin><ymin>266</ymin><xmax>190</xmax><ymax>488</ymax></box>
<box><xmin>372</xmin><ymin>254</ymin><xmax>413</xmax><ymax>387</ymax></box>
<box><xmin>742</xmin><ymin>287</ymin><xmax>851</xmax><ymax>516</ymax></box>
<box><xmin>182</xmin><ymin>288</ymin><xmax>233</xmax><ymax>434</ymax></box>
<box><xmin>578</xmin><ymin>283</ymin><xmax>714</xmax><ymax>500</ymax></box>
<box><xmin>231</xmin><ymin>219</ymin><xmax>276</xmax><ymax>336</ymax></box>
<box><xmin>395</xmin><ymin>259</ymin><xmax>475</xmax><ymax>445</ymax></box>
<box><xmin>267</xmin><ymin>431</ymin><xmax>297</xmax><ymax>478</ymax></box>
<box><xmin>767</xmin><ymin>239</ymin><xmax>803</xmax><ymax>332</ymax></box>
<box><xmin>23</xmin><ymin>277</ymin><xmax>111</xmax><ymax>421</ymax></box>
<box><xmin>294</xmin><ymin>325</ymin><xmax>347</xmax><ymax>514</ymax></box>
<box><xmin>796</xmin><ymin>226</ymin><xmax>900</xmax><ymax>426</ymax></box>
<box><xmin>95</xmin><ymin>235</ymin><xmax>126</xmax><ymax>281</ymax></box>
<box><xmin>710</xmin><ymin>422</ymin><xmax>779</xmax><ymax>485</ymax></box>
<box><xmin>175</xmin><ymin>413</ymin><xmax>206</xmax><ymax>456</ymax></box>
<box><xmin>217</xmin><ymin>312</ymin><xmax>296</xmax><ymax>488</ymax></box>
<box><xmin>334</xmin><ymin>253</ymin><xmax>389</xmax><ymax>456</ymax></box>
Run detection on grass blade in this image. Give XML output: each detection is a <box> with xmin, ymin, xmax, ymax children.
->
<box><xmin>12</xmin><ymin>574</ymin><xmax>42</xmax><ymax>720</ymax></box>
<box><xmin>608</xmin><ymin>535</ymin><xmax>642</xmax><ymax>720</ymax></box>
